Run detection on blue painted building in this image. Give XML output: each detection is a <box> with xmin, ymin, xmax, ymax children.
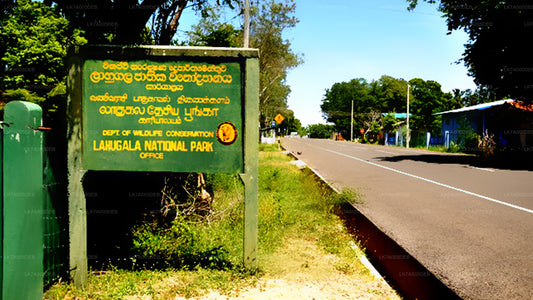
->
<box><xmin>434</xmin><ymin>99</ymin><xmax>533</xmax><ymax>151</ymax></box>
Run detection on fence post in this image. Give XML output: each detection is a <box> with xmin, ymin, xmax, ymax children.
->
<box><xmin>445</xmin><ymin>131</ymin><xmax>450</xmax><ymax>148</ymax></box>
<box><xmin>426</xmin><ymin>132</ymin><xmax>431</xmax><ymax>149</ymax></box>
<box><xmin>1</xmin><ymin>101</ymin><xmax>43</xmax><ymax>300</ymax></box>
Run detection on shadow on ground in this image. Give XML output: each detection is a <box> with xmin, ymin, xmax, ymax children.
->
<box><xmin>375</xmin><ymin>152</ymin><xmax>533</xmax><ymax>171</ymax></box>
<box><xmin>336</xmin><ymin>202</ymin><xmax>462</xmax><ymax>300</ymax></box>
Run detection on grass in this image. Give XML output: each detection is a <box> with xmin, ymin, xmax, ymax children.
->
<box><xmin>44</xmin><ymin>145</ymin><xmax>394</xmax><ymax>299</ymax></box>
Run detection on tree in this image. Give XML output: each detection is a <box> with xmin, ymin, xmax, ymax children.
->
<box><xmin>251</xmin><ymin>0</ymin><xmax>302</xmax><ymax>124</ymax></box>
<box><xmin>49</xmin><ymin>0</ymin><xmax>237</xmax><ymax>45</ymax></box>
<box><xmin>276</xmin><ymin>110</ymin><xmax>302</xmax><ymax>135</ymax></box>
<box><xmin>372</xmin><ymin>75</ymin><xmax>410</xmax><ymax>113</ymax></box>
<box><xmin>457</xmin><ymin>86</ymin><xmax>499</xmax><ymax>107</ymax></box>
<box><xmin>407</xmin><ymin>0</ymin><xmax>533</xmax><ymax>101</ymax></box>
<box><xmin>186</xmin><ymin>4</ymin><xmax>243</xmax><ymax>47</ymax></box>
<box><xmin>151</xmin><ymin>0</ymin><xmax>239</xmax><ymax>45</ymax></box>
<box><xmin>186</xmin><ymin>0</ymin><xmax>302</xmax><ymax>128</ymax></box>
<box><xmin>408</xmin><ymin>78</ymin><xmax>459</xmax><ymax>134</ymax></box>
<box><xmin>321</xmin><ymin>75</ymin><xmax>464</xmax><ymax>140</ymax></box>
<box><xmin>382</xmin><ymin>113</ymin><xmax>402</xmax><ymax>133</ymax></box>
<box><xmin>0</xmin><ymin>0</ymin><xmax>86</xmax><ymax>97</ymax></box>
<box><xmin>321</xmin><ymin>78</ymin><xmax>376</xmax><ymax>138</ymax></box>
<box><xmin>307</xmin><ymin>124</ymin><xmax>334</xmax><ymax>139</ymax></box>
<box><xmin>361</xmin><ymin>110</ymin><xmax>382</xmax><ymax>143</ymax></box>
<box><xmin>188</xmin><ymin>22</ymin><xmax>241</xmax><ymax>47</ymax></box>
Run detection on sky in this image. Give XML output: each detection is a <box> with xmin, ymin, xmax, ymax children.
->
<box><xmin>283</xmin><ymin>0</ymin><xmax>477</xmax><ymax>126</ymax></box>
<box><xmin>178</xmin><ymin>0</ymin><xmax>478</xmax><ymax>126</ymax></box>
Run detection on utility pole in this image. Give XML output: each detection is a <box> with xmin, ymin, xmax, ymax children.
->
<box><xmin>243</xmin><ymin>0</ymin><xmax>250</xmax><ymax>48</ymax></box>
<box><xmin>350</xmin><ymin>100</ymin><xmax>354</xmax><ymax>141</ymax></box>
<box><xmin>406</xmin><ymin>84</ymin><xmax>410</xmax><ymax>148</ymax></box>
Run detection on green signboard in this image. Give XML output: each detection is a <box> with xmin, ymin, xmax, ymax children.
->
<box><xmin>82</xmin><ymin>58</ymin><xmax>243</xmax><ymax>173</ymax></box>
<box><xmin>68</xmin><ymin>46</ymin><xmax>259</xmax><ymax>287</ymax></box>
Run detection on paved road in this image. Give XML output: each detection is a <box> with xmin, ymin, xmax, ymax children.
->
<box><xmin>281</xmin><ymin>137</ymin><xmax>533</xmax><ymax>300</ymax></box>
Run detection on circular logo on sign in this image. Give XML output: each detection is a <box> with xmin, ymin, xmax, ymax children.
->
<box><xmin>216</xmin><ymin>122</ymin><xmax>237</xmax><ymax>145</ymax></box>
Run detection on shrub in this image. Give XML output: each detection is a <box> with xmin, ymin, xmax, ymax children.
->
<box><xmin>131</xmin><ymin>218</ymin><xmax>232</xmax><ymax>270</ymax></box>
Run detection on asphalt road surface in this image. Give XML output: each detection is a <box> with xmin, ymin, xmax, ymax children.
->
<box><xmin>281</xmin><ymin>137</ymin><xmax>533</xmax><ymax>300</ymax></box>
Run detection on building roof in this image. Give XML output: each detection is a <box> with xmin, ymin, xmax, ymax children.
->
<box><xmin>434</xmin><ymin>99</ymin><xmax>514</xmax><ymax>116</ymax></box>
<box><xmin>382</xmin><ymin>113</ymin><xmax>411</xmax><ymax>119</ymax></box>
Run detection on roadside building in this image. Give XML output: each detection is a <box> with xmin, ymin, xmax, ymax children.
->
<box><xmin>382</xmin><ymin>113</ymin><xmax>410</xmax><ymax>146</ymax></box>
<box><xmin>434</xmin><ymin>99</ymin><xmax>533</xmax><ymax>152</ymax></box>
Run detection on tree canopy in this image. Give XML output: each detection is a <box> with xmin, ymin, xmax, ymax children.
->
<box><xmin>0</xmin><ymin>0</ymin><xmax>86</xmax><ymax>96</ymax></box>
<box><xmin>321</xmin><ymin>75</ymin><xmax>480</xmax><ymax>141</ymax></box>
<box><xmin>45</xmin><ymin>0</ymin><xmax>238</xmax><ymax>45</ymax></box>
<box><xmin>1</xmin><ymin>0</ymin><xmax>303</xmax><ymax>130</ymax></box>
<box><xmin>407</xmin><ymin>0</ymin><xmax>533</xmax><ymax>101</ymax></box>
<box><xmin>251</xmin><ymin>0</ymin><xmax>302</xmax><ymax>126</ymax></box>
<box><xmin>187</xmin><ymin>0</ymin><xmax>302</xmax><ymax>127</ymax></box>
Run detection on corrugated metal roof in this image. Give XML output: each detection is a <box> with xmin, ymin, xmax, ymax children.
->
<box><xmin>433</xmin><ymin>99</ymin><xmax>514</xmax><ymax>116</ymax></box>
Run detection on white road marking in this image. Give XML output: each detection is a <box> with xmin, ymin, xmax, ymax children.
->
<box><xmin>320</xmin><ymin>147</ymin><xmax>533</xmax><ymax>215</ymax></box>
<box><xmin>467</xmin><ymin>166</ymin><xmax>496</xmax><ymax>173</ymax></box>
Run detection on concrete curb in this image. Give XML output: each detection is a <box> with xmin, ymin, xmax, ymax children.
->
<box><xmin>281</xmin><ymin>149</ymin><xmax>383</xmax><ymax>280</ymax></box>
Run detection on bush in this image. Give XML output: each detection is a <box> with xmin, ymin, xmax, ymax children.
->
<box><xmin>308</xmin><ymin>124</ymin><xmax>334</xmax><ymax>138</ymax></box>
<box><xmin>131</xmin><ymin>217</ymin><xmax>232</xmax><ymax>270</ymax></box>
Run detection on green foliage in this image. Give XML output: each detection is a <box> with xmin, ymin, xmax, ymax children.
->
<box><xmin>456</xmin><ymin>86</ymin><xmax>498</xmax><ymax>107</ymax></box>
<box><xmin>190</xmin><ymin>23</ymin><xmax>241</xmax><ymax>47</ymax></box>
<box><xmin>453</xmin><ymin>116</ymin><xmax>481</xmax><ymax>154</ymax></box>
<box><xmin>408</xmin><ymin>0</ymin><xmax>532</xmax><ymax>101</ymax></box>
<box><xmin>321</xmin><ymin>78</ymin><xmax>376</xmax><ymax>138</ymax></box>
<box><xmin>153</xmin><ymin>0</ymin><xmax>240</xmax><ymax>45</ymax></box>
<box><xmin>408</xmin><ymin>77</ymin><xmax>459</xmax><ymax>135</ymax></box>
<box><xmin>276</xmin><ymin>109</ymin><xmax>303</xmax><ymax>135</ymax></box>
<box><xmin>187</xmin><ymin>5</ymin><xmax>242</xmax><ymax>47</ymax></box>
<box><xmin>447</xmin><ymin>141</ymin><xmax>462</xmax><ymax>153</ymax></box>
<box><xmin>185</xmin><ymin>0</ymin><xmax>303</xmax><ymax>129</ymax></box>
<box><xmin>131</xmin><ymin>217</ymin><xmax>232</xmax><ymax>270</ymax></box>
<box><xmin>320</xmin><ymin>74</ymin><xmax>472</xmax><ymax>141</ymax></box>
<box><xmin>259</xmin><ymin>143</ymin><xmax>280</xmax><ymax>152</ymax></box>
<box><xmin>0</xmin><ymin>0</ymin><xmax>86</xmax><ymax>95</ymax></box>
<box><xmin>130</xmin><ymin>172</ymin><xmax>246</xmax><ymax>271</ymax></box>
<box><xmin>252</xmin><ymin>0</ymin><xmax>302</xmax><ymax>124</ymax></box>
<box><xmin>320</xmin><ymin>189</ymin><xmax>361</xmax><ymax>214</ymax></box>
<box><xmin>364</xmin><ymin>120</ymin><xmax>382</xmax><ymax>144</ymax></box>
<box><xmin>372</xmin><ymin>75</ymin><xmax>410</xmax><ymax>112</ymax></box>
<box><xmin>382</xmin><ymin>113</ymin><xmax>400</xmax><ymax>133</ymax></box>
<box><xmin>307</xmin><ymin>123</ymin><xmax>334</xmax><ymax>139</ymax></box>
<box><xmin>1</xmin><ymin>88</ymin><xmax>45</xmax><ymax>105</ymax></box>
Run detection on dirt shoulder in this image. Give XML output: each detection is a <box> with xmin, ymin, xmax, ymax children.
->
<box><xmin>172</xmin><ymin>237</ymin><xmax>400</xmax><ymax>300</ymax></box>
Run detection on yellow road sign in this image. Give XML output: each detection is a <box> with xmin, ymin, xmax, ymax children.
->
<box><xmin>274</xmin><ymin>113</ymin><xmax>285</xmax><ymax>124</ymax></box>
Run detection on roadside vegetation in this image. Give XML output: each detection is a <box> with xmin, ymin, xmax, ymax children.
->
<box><xmin>44</xmin><ymin>145</ymin><xmax>398</xmax><ymax>299</ymax></box>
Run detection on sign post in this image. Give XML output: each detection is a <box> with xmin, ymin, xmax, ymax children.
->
<box><xmin>67</xmin><ymin>46</ymin><xmax>259</xmax><ymax>286</ymax></box>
